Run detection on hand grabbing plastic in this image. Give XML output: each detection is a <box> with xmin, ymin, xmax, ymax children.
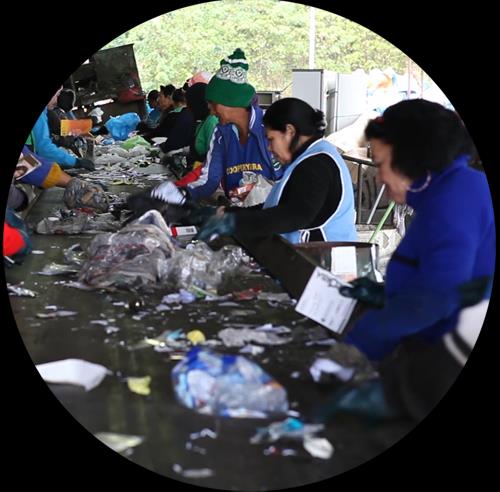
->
<box><xmin>339</xmin><ymin>277</ymin><xmax>385</xmax><ymax>308</ymax></box>
<box><xmin>196</xmin><ymin>212</ymin><xmax>236</xmax><ymax>241</ymax></box>
<box><xmin>75</xmin><ymin>158</ymin><xmax>95</xmax><ymax>171</ymax></box>
<box><xmin>150</xmin><ymin>181</ymin><xmax>186</xmax><ymax>205</ymax></box>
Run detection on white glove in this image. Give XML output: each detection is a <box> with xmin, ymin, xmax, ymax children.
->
<box><xmin>150</xmin><ymin>181</ymin><xmax>186</xmax><ymax>205</ymax></box>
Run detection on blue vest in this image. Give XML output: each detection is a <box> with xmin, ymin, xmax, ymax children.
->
<box><xmin>263</xmin><ymin>139</ymin><xmax>357</xmax><ymax>244</ymax></box>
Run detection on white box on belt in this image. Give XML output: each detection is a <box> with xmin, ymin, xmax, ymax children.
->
<box><xmin>169</xmin><ymin>225</ymin><xmax>198</xmax><ymax>237</ymax></box>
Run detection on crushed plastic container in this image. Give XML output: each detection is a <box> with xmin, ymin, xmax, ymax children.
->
<box><xmin>172</xmin><ymin>347</ymin><xmax>289</xmax><ymax>418</ymax></box>
<box><xmin>164</xmin><ymin>242</ymin><xmax>247</xmax><ymax>292</ymax></box>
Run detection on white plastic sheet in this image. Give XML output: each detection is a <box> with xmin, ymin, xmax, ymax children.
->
<box><xmin>36</xmin><ymin>359</ymin><xmax>111</xmax><ymax>391</ymax></box>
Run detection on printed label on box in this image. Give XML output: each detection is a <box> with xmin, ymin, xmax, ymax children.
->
<box><xmin>295</xmin><ymin>267</ymin><xmax>357</xmax><ymax>335</ymax></box>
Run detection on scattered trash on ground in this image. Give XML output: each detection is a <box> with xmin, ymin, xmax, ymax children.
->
<box><xmin>35</xmin><ymin>210</ymin><xmax>122</xmax><ymax>235</ymax></box>
<box><xmin>36</xmin><ymin>263</ymin><xmax>80</xmax><ymax>276</ymax></box>
<box><xmin>250</xmin><ymin>417</ymin><xmax>334</xmax><ymax>459</ymax></box>
<box><xmin>63</xmin><ymin>243</ymin><xmax>87</xmax><ymax>266</ymax></box>
<box><xmin>94</xmin><ymin>432</ymin><xmax>144</xmax><ymax>453</ymax></box>
<box><xmin>239</xmin><ymin>344</ymin><xmax>265</xmax><ymax>356</ymax></box>
<box><xmin>250</xmin><ymin>418</ymin><xmax>324</xmax><ymax>444</ymax></box>
<box><xmin>187</xmin><ymin>330</ymin><xmax>206</xmax><ymax>345</ymax></box>
<box><xmin>7</xmin><ymin>283</ymin><xmax>37</xmax><ymax>297</ymax></box>
<box><xmin>263</xmin><ymin>446</ymin><xmax>298</xmax><ymax>457</ymax></box>
<box><xmin>309</xmin><ymin>358</ymin><xmax>355</xmax><ymax>383</ymax></box>
<box><xmin>172</xmin><ymin>464</ymin><xmax>215</xmax><ymax>479</ymax></box>
<box><xmin>218</xmin><ymin>327</ymin><xmax>292</xmax><ymax>348</ymax></box>
<box><xmin>189</xmin><ymin>428</ymin><xmax>218</xmax><ymax>440</ymax></box>
<box><xmin>36</xmin><ymin>310</ymin><xmax>78</xmax><ymax>318</ymax></box>
<box><xmin>172</xmin><ymin>347</ymin><xmax>289</xmax><ymax>418</ymax></box>
<box><xmin>127</xmin><ymin>375</ymin><xmax>152</xmax><ymax>395</ymax></box>
<box><xmin>185</xmin><ymin>441</ymin><xmax>207</xmax><ymax>455</ymax></box>
<box><xmin>232</xmin><ymin>287</ymin><xmax>262</xmax><ymax>301</ymax></box>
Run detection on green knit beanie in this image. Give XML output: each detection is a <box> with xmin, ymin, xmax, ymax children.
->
<box><xmin>205</xmin><ymin>48</ymin><xmax>256</xmax><ymax>108</ymax></box>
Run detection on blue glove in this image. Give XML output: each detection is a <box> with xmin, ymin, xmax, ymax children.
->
<box><xmin>195</xmin><ymin>213</ymin><xmax>236</xmax><ymax>241</ymax></box>
<box><xmin>339</xmin><ymin>277</ymin><xmax>385</xmax><ymax>308</ymax></box>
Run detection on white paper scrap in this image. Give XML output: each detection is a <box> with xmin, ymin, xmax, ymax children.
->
<box><xmin>309</xmin><ymin>358</ymin><xmax>354</xmax><ymax>383</ymax></box>
<box><xmin>36</xmin><ymin>359</ymin><xmax>111</xmax><ymax>391</ymax></box>
<box><xmin>303</xmin><ymin>436</ymin><xmax>334</xmax><ymax>459</ymax></box>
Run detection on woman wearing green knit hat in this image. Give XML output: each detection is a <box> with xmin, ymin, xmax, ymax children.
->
<box><xmin>182</xmin><ymin>48</ymin><xmax>282</xmax><ymax>203</ymax></box>
<box><xmin>126</xmin><ymin>48</ymin><xmax>283</xmax><ymax>215</ymax></box>
<box><xmin>205</xmin><ymin>48</ymin><xmax>256</xmax><ymax>108</ymax></box>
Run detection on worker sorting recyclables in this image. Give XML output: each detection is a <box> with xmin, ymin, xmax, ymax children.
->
<box><xmin>318</xmin><ymin>99</ymin><xmax>495</xmax><ymax>421</ymax></box>
<box><xmin>127</xmin><ymin>96</ymin><xmax>357</xmax><ymax>243</ymax></box>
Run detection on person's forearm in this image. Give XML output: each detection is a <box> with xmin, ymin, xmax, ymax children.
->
<box><xmin>233</xmin><ymin>201</ymin><xmax>315</xmax><ymax>237</ymax></box>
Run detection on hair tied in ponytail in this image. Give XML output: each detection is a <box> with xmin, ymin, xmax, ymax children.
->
<box><xmin>314</xmin><ymin>109</ymin><xmax>326</xmax><ymax>132</ymax></box>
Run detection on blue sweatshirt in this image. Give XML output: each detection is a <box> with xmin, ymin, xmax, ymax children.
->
<box><xmin>30</xmin><ymin>108</ymin><xmax>77</xmax><ymax>167</ymax></box>
<box><xmin>346</xmin><ymin>155</ymin><xmax>496</xmax><ymax>360</ymax></box>
<box><xmin>187</xmin><ymin>105</ymin><xmax>282</xmax><ymax>201</ymax></box>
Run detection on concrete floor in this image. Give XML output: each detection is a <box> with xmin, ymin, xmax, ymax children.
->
<box><xmin>6</xmin><ymin>176</ymin><xmax>415</xmax><ymax>490</ymax></box>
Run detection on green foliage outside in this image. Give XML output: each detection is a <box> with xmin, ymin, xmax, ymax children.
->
<box><xmin>103</xmin><ymin>0</ymin><xmax>422</xmax><ymax>94</ymax></box>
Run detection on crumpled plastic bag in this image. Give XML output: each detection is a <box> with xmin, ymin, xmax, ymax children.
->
<box><xmin>218</xmin><ymin>327</ymin><xmax>292</xmax><ymax>347</ymax></box>
<box><xmin>242</xmin><ymin>174</ymin><xmax>274</xmax><ymax>207</ymax></box>
<box><xmin>95</xmin><ymin>154</ymin><xmax>128</xmax><ymax>166</ymax></box>
<box><xmin>172</xmin><ymin>347</ymin><xmax>289</xmax><ymax>418</ymax></box>
<box><xmin>77</xmin><ymin>211</ymin><xmax>246</xmax><ymax>291</ymax></box>
<box><xmin>95</xmin><ymin>145</ymin><xmax>130</xmax><ymax>158</ymax></box>
<box><xmin>78</xmin><ymin>210</ymin><xmax>176</xmax><ymax>288</ymax></box>
<box><xmin>128</xmin><ymin>146</ymin><xmax>149</xmax><ymax>158</ymax></box>
<box><xmin>35</xmin><ymin>211</ymin><xmax>122</xmax><ymax>235</ymax></box>
<box><xmin>7</xmin><ymin>283</ymin><xmax>37</xmax><ymax>297</ymax></box>
<box><xmin>120</xmin><ymin>135</ymin><xmax>151</xmax><ymax>150</ymax></box>
<box><xmin>63</xmin><ymin>178</ymin><xmax>109</xmax><ymax>212</ymax></box>
<box><xmin>63</xmin><ymin>243</ymin><xmax>88</xmax><ymax>266</ymax></box>
<box><xmin>36</xmin><ymin>262</ymin><xmax>80</xmax><ymax>276</ymax></box>
<box><xmin>104</xmin><ymin>112</ymin><xmax>140</xmax><ymax>141</ymax></box>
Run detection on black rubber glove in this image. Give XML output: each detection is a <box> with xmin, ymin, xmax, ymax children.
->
<box><xmin>458</xmin><ymin>276</ymin><xmax>491</xmax><ymax>307</ymax></box>
<box><xmin>339</xmin><ymin>277</ymin><xmax>385</xmax><ymax>308</ymax></box>
<box><xmin>75</xmin><ymin>158</ymin><xmax>95</xmax><ymax>171</ymax></box>
<box><xmin>186</xmin><ymin>205</ymin><xmax>219</xmax><ymax>226</ymax></box>
<box><xmin>126</xmin><ymin>182</ymin><xmax>189</xmax><ymax>222</ymax></box>
<box><xmin>126</xmin><ymin>187</ymin><xmax>170</xmax><ymax>217</ymax></box>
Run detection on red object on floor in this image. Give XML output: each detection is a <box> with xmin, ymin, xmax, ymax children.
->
<box><xmin>3</xmin><ymin>222</ymin><xmax>26</xmax><ymax>256</ymax></box>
